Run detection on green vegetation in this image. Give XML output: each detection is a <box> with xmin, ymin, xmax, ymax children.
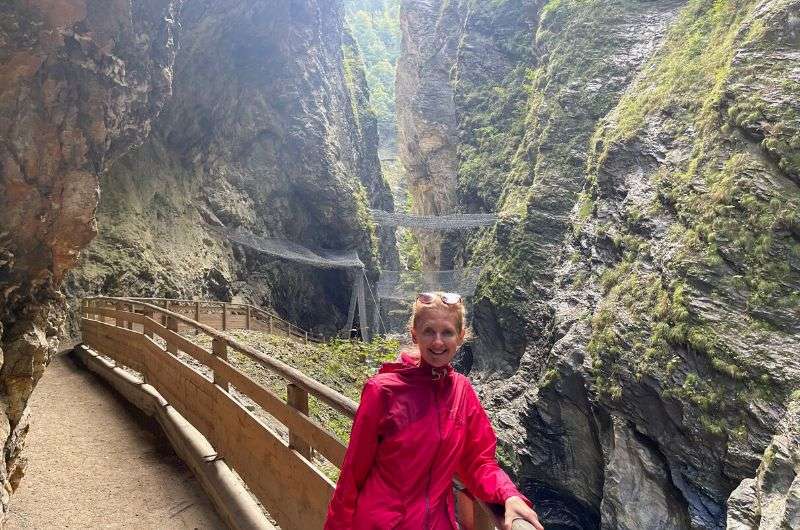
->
<box><xmin>465</xmin><ymin>0</ymin><xmax>655</xmax><ymax>334</ymax></box>
<box><xmin>587</xmin><ymin>0</ymin><xmax>800</xmax><ymax>313</ymax></box>
<box><xmin>189</xmin><ymin>330</ymin><xmax>400</xmax><ymax>478</ymax></box>
<box><xmin>344</xmin><ymin>0</ymin><xmax>401</xmax><ymax>151</ymax></box>
<box><xmin>581</xmin><ymin>0</ymin><xmax>799</xmax><ymax>435</ymax></box>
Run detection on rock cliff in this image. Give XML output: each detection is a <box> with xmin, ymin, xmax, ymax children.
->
<box><xmin>397</xmin><ymin>0</ymin><xmax>799</xmax><ymax>528</ymax></box>
<box><xmin>0</xmin><ymin>0</ymin><xmax>180</xmax><ymax>514</ymax></box>
<box><xmin>0</xmin><ymin>0</ymin><xmax>391</xmax><ymax>514</ymax></box>
<box><xmin>65</xmin><ymin>0</ymin><xmax>396</xmax><ymax>335</ymax></box>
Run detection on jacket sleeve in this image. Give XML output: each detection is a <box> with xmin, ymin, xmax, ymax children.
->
<box><xmin>324</xmin><ymin>379</ymin><xmax>384</xmax><ymax>530</ymax></box>
<box><xmin>456</xmin><ymin>383</ymin><xmax>532</xmax><ymax>507</ymax></box>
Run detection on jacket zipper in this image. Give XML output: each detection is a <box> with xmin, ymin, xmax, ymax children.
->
<box><xmin>424</xmin><ymin>373</ymin><xmax>445</xmax><ymax>530</ymax></box>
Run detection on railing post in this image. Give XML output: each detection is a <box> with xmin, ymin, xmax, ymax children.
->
<box><xmin>94</xmin><ymin>304</ymin><xmax>106</xmax><ymax>324</ymax></box>
<box><xmin>195</xmin><ymin>301</ymin><xmax>201</xmax><ymax>334</ymax></box>
<box><xmin>166</xmin><ymin>315</ymin><xmax>178</xmax><ymax>354</ymax></box>
<box><xmin>221</xmin><ymin>303</ymin><xmax>227</xmax><ymax>331</ymax></box>
<box><xmin>212</xmin><ymin>337</ymin><xmax>229</xmax><ymax>392</ymax></box>
<box><xmin>287</xmin><ymin>383</ymin><xmax>312</xmax><ymax>460</ymax></box>
<box><xmin>245</xmin><ymin>306</ymin><xmax>251</xmax><ymax>330</ymax></box>
<box><xmin>127</xmin><ymin>303</ymin><xmax>134</xmax><ymax>330</ymax></box>
<box><xmin>475</xmin><ymin>501</ymin><xmax>495</xmax><ymax>530</ymax></box>
<box><xmin>268</xmin><ymin>315</ymin><xmax>273</xmax><ymax>334</ymax></box>
<box><xmin>144</xmin><ymin>307</ymin><xmax>154</xmax><ymax>339</ymax></box>
<box><xmin>304</xmin><ymin>331</ymin><xmax>308</xmax><ymax>343</ymax></box>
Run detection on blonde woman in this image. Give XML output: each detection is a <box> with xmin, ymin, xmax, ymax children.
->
<box><xmin>325</xmin><ymin>292</ymin><xmax>543</xmax><ymax>530</ymax></box>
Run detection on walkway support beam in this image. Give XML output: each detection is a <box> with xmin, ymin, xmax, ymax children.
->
<box><xmin>356</xmin><ymin>274</ymin><xmax>369</xmax><ymax>342</ymax></box>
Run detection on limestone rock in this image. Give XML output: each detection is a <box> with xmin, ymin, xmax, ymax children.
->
<box><xmin>0</xmin><ymin>0</ymin><xmax>181</xmax><ymax>515</ymax></box>
<box><xmin>600</xmin><ymin>417</ymin><xmax>690</xmax><ymax>530</ymax></box>
<box><xmin>398</xmin><ymin>0</ymin><xmax>800</xmax><ymax>528</ymax></box>
<box><xmin>727</xmin><ymin>401</ymin><xmax>800</xmax><ymax>529</ymax></box>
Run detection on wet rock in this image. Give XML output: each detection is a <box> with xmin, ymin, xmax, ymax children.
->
<box><xmin>600</xmin><ymin>418</ymin><xmax>691</xmax><ymax>530</ymax></box>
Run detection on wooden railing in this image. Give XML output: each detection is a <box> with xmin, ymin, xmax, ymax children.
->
<box><xmin>124</xmin><ymin>297</ymin><xmax>326</xmax><ymax>343</ymax></box>
<box><xmin>80</xmin><ymin>297</ymin><xmax>534</xmax><ymax>530</ymax></box>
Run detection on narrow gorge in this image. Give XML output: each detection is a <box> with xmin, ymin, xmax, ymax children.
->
<box><xmin>395</xmin><ymin>0</ymin><xmax>799</xmax><ymax>529</ymax></box>
<box><xmin>0</xmin><ymin>0</ymin><xmax>797</xmax><ymax>528</ymax></box>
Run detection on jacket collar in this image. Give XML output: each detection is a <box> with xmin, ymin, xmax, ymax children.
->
<box><xmin>378</xmin><ymin>351</ymin><xmax>454</xmax><ymax>380</ymax></box>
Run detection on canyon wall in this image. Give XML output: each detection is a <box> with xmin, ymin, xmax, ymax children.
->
<box><xmin>398</xmin><ymin>0</ymin><xmax>800</xmax><ymax>528</ymax></box>
<box><xmin>0</xmin><ymin>0</ymin><xmax>390</xmax><ymax>514</ymax></box>
<box><xmin>0</xmin><ymin>0</ymin><xmax>181</xmax><ymax>514</ymax></box>
<box><xmin>65</xmin><ymin>0</ymin><xmax>396</xmax><ymax>335</ymax></box>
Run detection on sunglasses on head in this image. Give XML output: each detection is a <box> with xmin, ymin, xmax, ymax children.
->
<box><xmin>416</xmin><ymin>292</ymin><xmax>463</xmax><ymax>305</ymax></box>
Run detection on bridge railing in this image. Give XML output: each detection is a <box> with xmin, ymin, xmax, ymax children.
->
<box><xmin>124</xmin><ymin>297</ymin><xmax>326</xmax><ymax>343</ymax></box>
<box><xmin>80</xmin><ymin>296</ymin><xmax>533</xmax><ymax>530</ymax></box>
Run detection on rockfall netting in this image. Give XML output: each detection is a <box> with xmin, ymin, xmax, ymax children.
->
<box><xmin>370</xmin><ymin>210</ymin><xmax>499</xmax><ymax>230</ymax></box>
<box><xmin>209</xmin><ymin>226</ymin><xmax>364</xmax><ymax>269</ymax></box>
<box><xmin>375</xmin><ymin>268</ymin><xmax>482</xmax><ymax>301</ymax></box>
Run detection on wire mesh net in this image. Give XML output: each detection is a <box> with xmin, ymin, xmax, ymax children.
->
<box><xmin>375</xmin><ymin>268</ymin><xmax>482</xmax><ymax>300</ymax></box>
<box><xmin>209</xmin><ymin>226</ymin><xmax>364</xmax><ymax>270</ymax></box>
<box><xmin>370</xmin><ymin>210</ymin><xmax>499</xmax><ymax>230</ymax></box>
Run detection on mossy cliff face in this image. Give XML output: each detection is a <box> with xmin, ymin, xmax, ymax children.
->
<box><xmin>0</xmin><ymin>0</ymin><xmax>180</xmax><ymax>515</ymax></box>
<box><xmin>66</xmin><ymin>0</ymin><xmax>396</xmax><ymax>334</ymax></box>
<box><xmin>399</xmin><ymin>0</ymin><xmax>799</xmax><ymax>528</ymax></box>
<box><xmin>396</xmin><ymin>0</ymin><xmax>470</xmax><ymax>270</ymax></box>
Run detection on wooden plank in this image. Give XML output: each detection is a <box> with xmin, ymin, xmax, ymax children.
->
<box><xmin>166</xmin><ymin>316</ymin><xmax>179</xmax><ymax>354</ymax></box>
<box><xmin>82</xmin><ymin>320</ymin><xmax>148</xmax><ymax>374</ymax></box>
<box><xmin>209</xmin><ymin>384</ymin><xmax>334</xmax><ymax>530</ymax></box>
<box><xmin>225</xmin><ymin>316</ymin><xmax>247</xmax><ymax>329</ymax></box>
<box><xmin>209</xmin><ymin>358</ymin><xmax>346</xmax><ymax>467</ymax></box>
<box><xmin>144</xmin><ymin>344</ymin><xmax>218</xmax><ymax>439</ymax></box>
<box><xmin>87</xmin><ymin>307</ymin><xmax>146</xmax><ymax>325</ymax></box>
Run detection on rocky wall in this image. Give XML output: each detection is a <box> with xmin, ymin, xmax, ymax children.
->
<box><xmin>397</xmin><ymin>0</ymin><xmax>800</xmax><ymax>528</ymax></box>
<box><xmin>0</xmin><ymin>0</ymin><xmax>180</xmax><ymax>515</ymax></box>
<box><xmin>65</xmin><ymin>0</ymin><xmax>397</xmax><ymax>335</ymax></box>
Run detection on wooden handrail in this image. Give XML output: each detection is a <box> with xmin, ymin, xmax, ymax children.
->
<box><xmin>80</xmin><ymin>297</ymin><xmax>534</xmax><ymax>530</ymax></box>
<box><xmin>89</xmin><ymin>297</ymin><xmax>357</xmax><ymax>416</ymax></box>
<box><xmin>126</xmin><ymin>297</ymin><xmax>326</xmax><ymax>343</ymax></box>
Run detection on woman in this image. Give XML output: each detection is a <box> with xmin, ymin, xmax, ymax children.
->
<box><xmin>325</xmin><ymin>292</ymin><xmax>544</xmax><ymax>530</ymax></box>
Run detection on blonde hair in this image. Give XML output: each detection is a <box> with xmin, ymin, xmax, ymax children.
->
<box><xmin>410</xmin><ymin>292</ymin><xmax>467</xmax><ymax>333</ymax></box>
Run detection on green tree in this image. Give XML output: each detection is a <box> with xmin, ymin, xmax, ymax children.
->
<box><xmin>344</xmin><ymin>0</ymin><xmax>400</xmax><ymax>153</ymax></box>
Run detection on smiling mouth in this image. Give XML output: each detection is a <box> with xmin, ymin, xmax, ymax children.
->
<box><xmin>428</xmin><ymin>349</ymin><xmax>447</xmax><ymax>355</ymax></box>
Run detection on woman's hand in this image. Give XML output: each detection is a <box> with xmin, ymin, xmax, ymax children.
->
<box><xmin>503</xmin><ymin>496</ymin><xmax>544</xmax><ymax>530</ymax></box>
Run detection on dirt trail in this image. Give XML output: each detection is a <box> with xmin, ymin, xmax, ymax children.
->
<box><xmin>5</xmin><ymin>352</ymin><xmax>224</xmax><ymax>529</ymax></box>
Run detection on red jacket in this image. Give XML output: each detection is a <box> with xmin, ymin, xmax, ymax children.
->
<box><xmin>325</xmin><ymin>353</ymin><xmax>529</xmax><ymax>530</ymax></box>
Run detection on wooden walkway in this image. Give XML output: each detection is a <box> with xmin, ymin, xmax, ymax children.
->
<box><xmin>5</xmin><ymin>352</ymin><xmax>223</xmax><ymax>529</ymax></box>
<box><xmin>5</xmin><ymin>297</ymin><xmax>532</xmax><ymax>530</ymax></box>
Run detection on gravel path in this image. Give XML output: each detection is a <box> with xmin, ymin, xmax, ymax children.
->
<box><xmin>5</xmin><ymin>353</ymin><xmax>224</xmax><ymax>529</ymax></box>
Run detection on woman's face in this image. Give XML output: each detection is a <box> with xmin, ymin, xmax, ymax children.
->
<box><xmin>411</xmin><ymin>309</ymin><xmax>465</xmax><ymax>368</ymax></box>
